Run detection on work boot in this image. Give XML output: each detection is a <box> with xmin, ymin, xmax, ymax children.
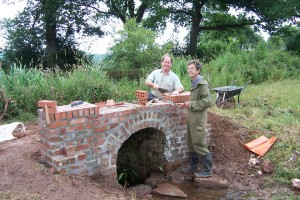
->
<box><xmin>181</xmin><ymin>152</ymin><xmax>199</xmax><ymax>174</ymax></box>
<box><xmin>194</xmin><ymin>153</ymin><xmax>212</xmax><ymax>178</ymax></box>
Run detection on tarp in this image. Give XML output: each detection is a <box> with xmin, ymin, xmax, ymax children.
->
<box><xmin>244</xmin><ymin>135</ymin><xmax>276</xmax><ymax>157</ymax></box>
<box><xmin>0</xmin><ymin>122</ymin><xmax>25</xmax><ymax>143</ymax></box>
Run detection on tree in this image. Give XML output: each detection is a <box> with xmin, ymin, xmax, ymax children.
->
<box><xmin>197</xmin><ymin>13</ymin><xmax>263</xmax><ymax>61</ymax></box>
<box><xmin>273</xmin><ymin>23</ymin><xmax>300</xmax><ymax>55</ymax></box>
<box><xmin>103</xmin><ymin>18</ymin><xmax>172</xmax><ymax>71</ymax></box>
<box><xmin>1</xmin><ymin>14</ymin><xmax>45</xmax><ymax>69</ymax></box>
<box><xmin>1</xmin><ymin>0</ymin><xmax>104</xmax><ymax>68</ymax></box>
<box><xmin>164</xmin><ymin>0</ymin><xmax>300</xmax><ymax>55</ymax></box>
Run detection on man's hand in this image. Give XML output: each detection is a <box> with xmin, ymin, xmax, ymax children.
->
<box><xmin>171</xmin><ymin>91</ymin><xmax>179</xmax><ymax>95</ymax></box>
<box><xmin>152</xmin><ymin>84</ymin><xmax>159</xmax><ymax>90</ymax></box>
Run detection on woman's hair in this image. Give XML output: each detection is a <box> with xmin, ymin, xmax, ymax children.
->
<box><xmin>187</xmin><ymin>59</ymin><xmax>202</xmax><ymax>71</ymax></box>
<box><xmin>161</xmin><ymin>53</ymin><xmax>173</xmax><ymax>63</ymax></box>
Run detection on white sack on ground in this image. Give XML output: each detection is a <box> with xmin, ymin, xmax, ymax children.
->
<box><xmin>0</xmin><ymin>122</ymin><xmax>26</xmax><ymax>143</ymax></box>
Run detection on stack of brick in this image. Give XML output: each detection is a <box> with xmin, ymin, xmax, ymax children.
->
<box><xmin>37</xmin><ymin>100</ymin><xmax>99</xmax><ymax>126</ymax></box>
<box><xmin>163</xmin><ymin>91</ymin><xmax>190</xmax><ymax>103</ymax></box>
<box><xmin>135</xmin><ymin>90</ymin><xmax>148</xmax><ymax>105</ymax></box>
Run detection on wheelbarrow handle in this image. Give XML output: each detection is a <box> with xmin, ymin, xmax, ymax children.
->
<box><xmin>241</xmin><ymin>80</ymin><xmax>251</xmax><ymax>92</ymax></box>
<box><xmin>231</xmin><ymin>80</ymin><xmax>237</xmax><ymax>86</ymax></box>
<box><xmin>244</xmin><ymin>80</ymin><xmax>251</xmax><ymax>87</ymax></box>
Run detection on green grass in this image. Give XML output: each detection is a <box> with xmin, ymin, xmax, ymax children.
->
<box><xmin>211</xmin><ymin>78</ymin><xmax>300</xmax><ymax>190</ymax></box>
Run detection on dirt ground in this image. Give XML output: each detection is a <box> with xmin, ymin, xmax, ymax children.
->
<box><xmin>0</xmin><ymin>112</ymin><xmax>295</xmax><ymax>199</ymax></box>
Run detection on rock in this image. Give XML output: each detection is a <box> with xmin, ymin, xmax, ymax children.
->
<box><xmin>152</xmin><ymin>183</ymin><xmax>187</xmax><ymax>198</ymax></box>
<box><xmin>141</xmin><ymin>194</ymin><xmax>153</xmax><ymax>200</ymax></box>
<box><xmin>292</xmin><ymin>179</ymin><xmax>300</xmax><ymax>190</ymax></box>
<box><xmin>261</xmin><ymin>160</ymin><xmax>274</xmax><ymax>173</ymax></box>
<box><xmin>128</xmin><ymin>184</ymin><xmax>152</xmax><ymax>199</ymax></box>
<box><xmin>194</xmin><ymin>174</ymin><xmax>228</xmax><ymax>189</ymax></box>
<box><xmin>144</xmin><ymin>172</ymin><xmax>166</xmax><ymax>188</ymax></box>
<box><xmin>248</xmin><ymin>157</ymin><xmax>260</xmax><ymax>167</ymax></box>
<box><xmin>170</xmin><ymin>172</ymin><xmax>186</xmax><ymax>184</ymax></box>
<box><xmin>257</xmin><ymin>170</ymin><xmax>263</xmax><ymax>176</ymax></box>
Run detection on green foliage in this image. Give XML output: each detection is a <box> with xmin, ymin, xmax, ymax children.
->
<box><xmin>1</xmin><ymin>14</ymin><xmax>93</xmax><ymax>70</ymax></box>
<box><xmin>118</xmin><ymin>168</ymin><xmax>138</xmax><ymax>187</ymax></box>
<box><xmin>102</xmin><ymin>18</ymin><xmax>172</xmax><ymax>71</ymax></box>
<box><xmin>204</xmin><ymin>40</ymin><xmax>300</xmax><ymax>87</ymax></box>
<box><xmin>274</xmin><ymin>23</ymin><xmax>300</xmax><ymax>55</ymax></box>
<box><xmin>0</xmin><ymin>64</ymin><xmax>143</xmax><ymax>120</ymax></box>
<box><xmin>197</xmin><ymin>13</ymin><xmax>263</xmax><ymax>62</ymax></box>
<box><xmin>0</xmin><ymin>64</ymin><xmax>48</xmax><ymax>118</ymax></box>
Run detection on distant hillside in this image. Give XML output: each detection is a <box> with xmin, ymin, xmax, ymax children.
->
<box><xmin>93</xmin><ymin>54</ymin><xmax>107</xmax><ymax>62</ymax></box>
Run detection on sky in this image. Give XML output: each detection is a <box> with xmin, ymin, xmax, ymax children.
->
<box><xmin>0</xmin><ymin>1</ymin><xmax>188</xmax><ymax>55</ymax></box>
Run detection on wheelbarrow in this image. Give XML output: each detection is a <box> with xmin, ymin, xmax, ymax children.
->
<box><xmin>212</xmin><ymin>80</ymin><xmax>251</xmax><ymax>108</ymax></box>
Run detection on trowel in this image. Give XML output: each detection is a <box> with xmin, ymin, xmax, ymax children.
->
<box><xmin>157</xmin><ymin>86</ymin><xmax>169</xmax><ymax>93</ymax></box>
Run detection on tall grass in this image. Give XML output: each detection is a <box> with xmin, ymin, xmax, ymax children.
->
<box><xmin>205</xmin><ymin>42</ymin><xmax>300</xmax><ymax>88</ymax></box>
<box><xmin>0</xmin><ymin>64</ymin><xmax>144</xmax><ymax>120</ymax></box>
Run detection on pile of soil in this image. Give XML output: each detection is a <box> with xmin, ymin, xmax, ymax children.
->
<box><xmin>0</xmin><ymin>112</ymin><xmax>289</xmax><ymax>199</ymax></box>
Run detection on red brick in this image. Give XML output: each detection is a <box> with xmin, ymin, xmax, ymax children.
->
<box><xmin>48</xmin><ymin>113</ymin><xmax>55</xmax><ymax>122</ymax></box>
<box><xmin>94</xmin><ymin>126</ymin><xmax>108</xmax><ymax>133</ymax></box>
<box><xmin>135</xmin><ymin>90</ymin><xmax>148</xmax><ymax>99</ymax></box>
<box><xmin>75</xmin><ymin>143</ymin><xmax>90</xmax><ymax>151</ymax></box>
<box><xmin>72</xmin><ymin>110</ymin><xmax>79</xmax><ymax>117</ymax></box>
<box><xmin>110</xmin><ymin>123</ymin><xmax>118</xmax><ymax>129</ymax></box>
<box><xmin>67</xmin><ymin>111</ymin><xmax>73</xmax><ymax>119</ymax></box>
<box><xmin>43</xmin><ymin>107</ymin><xmax>57</xmax><ymax>114</ymax></box>
<box><xmin>75</xmin><ymin>124</ymin><xmax>84</xmax><ymax>131</ymax></box>
<box><xmin>93</xmin><ymin>139</ymin><xmax>105</xmax><ymax>146</ymax></box>
<box><xmin>48</xmin><ymin>120</ymin><xmax>69</xmax><ymax>129</ymax></box>
<box><xmin>51</xmin><ymin>149</ymin><xmax>64</xmax><ymax>156</ymax></box>
<box><xmin>54</xmin><ymin>112</ymin><xmax>61</xmax><ymax>121</ymax></box>
<box><xmin>38</xmin><ymin>100</ymin><xmax>57</xmax><ymax>108</ymax></box>
<box><xmin>78</xmin><ymin>109</ymin><xmax>84</xmax><ymax>117</ymax></box>
<box><xmin>94</xmin><ymin>107</ymin><xmax>100</xmax><ymax>115</ymax></box>
<box><xmin>64</xmin><ymin>146</ymin><xmax>75</xmax><ymax>157</ymax></box>
<box><xmin>85</xmin><ymin>123</ymin><xmax>93</xmax><ymax>129</ymax></box>
<box><xmin>89</xmin><ymin>108</ymin><xmax>95</xmax><ymax>115</ymax></box>
<box><xmin>70</xmin><ymin>118</ymin><xmax>87</xmax><ymax>125</ymax></box>
<box><xmin>60</xmin><ymin>112</ymin><xmax>67</xmax><ymax>119</ymax></box>
<box><xmin>84</xmin><ymin>108</ymin><xmax>90</xmax><ymax>116</ymax></box>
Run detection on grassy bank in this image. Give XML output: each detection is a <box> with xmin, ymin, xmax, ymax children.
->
<box><xmin>211</xmin><ymin>79</ymin><xmax>300</xmax><ymax>192</ymax></box>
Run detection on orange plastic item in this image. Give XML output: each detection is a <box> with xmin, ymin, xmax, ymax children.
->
<box><xmin>244</xmin><ymin>136</ymin><xmax>276</xmax><ymax>156</ymax></box>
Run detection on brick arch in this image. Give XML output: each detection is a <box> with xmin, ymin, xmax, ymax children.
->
<box><xmin>98</xmin><ymin>109</ymin><xmax>188</xmax><ymax>176</ymax></box>
<box><xmin>38</xmin><ymin>101</ymin><xmax>189</xmax><ymax>177</ymax></box>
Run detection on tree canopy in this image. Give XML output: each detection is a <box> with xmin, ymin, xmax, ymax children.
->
<box><xmin>1</xmin><ymin>0</ymin><xmax>299</xmax><ymax>68</ymax></box>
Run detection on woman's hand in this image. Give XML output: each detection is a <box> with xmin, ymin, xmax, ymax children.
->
<box><xmin>177</xmin><ymin>102</ymin><xmax>189</xmax><ymax>109</ymax></box>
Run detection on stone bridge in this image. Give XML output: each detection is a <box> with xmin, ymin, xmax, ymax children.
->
<box><xmin>37</xmin><ymin>96</ymin><xmax>210</xmax><ymax>180</ymax></box>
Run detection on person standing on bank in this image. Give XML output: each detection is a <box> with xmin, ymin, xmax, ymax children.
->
<box><xmin>145</xmin><ymin>53</ymin><xmax>184</xmax><ymax>100</ymax></box>
<box><xmin>177</xmin><ymin>59</ymin><xmax>213</xmax><ymax>178</ymax></box>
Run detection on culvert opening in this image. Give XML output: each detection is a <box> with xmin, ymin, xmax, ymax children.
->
<box><xmin>116</xmin><ymin>127</ymin><xmax>167</xmax><ymax>187</ymax></box>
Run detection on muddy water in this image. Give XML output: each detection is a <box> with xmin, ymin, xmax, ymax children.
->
<box><xmin>152</xmin><ymin>182</ymin><xmax>245</xmax><ymax>200</ymax></box>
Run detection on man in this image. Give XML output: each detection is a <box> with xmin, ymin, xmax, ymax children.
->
<box><xmin>177</xmin><ymin>59</ymin><xmax>213</xmax><ymax>178</ymax></box>
<box><xmin>145</xmin><ymin>53</ymin><xmax>184</xmax><ymax>100</ymax></box>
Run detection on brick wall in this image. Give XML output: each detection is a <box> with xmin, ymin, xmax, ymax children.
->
<box><xmin>38</xmin><ymin>92</ymin><xmax>211</xmax><ymax>178</ymax></box>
